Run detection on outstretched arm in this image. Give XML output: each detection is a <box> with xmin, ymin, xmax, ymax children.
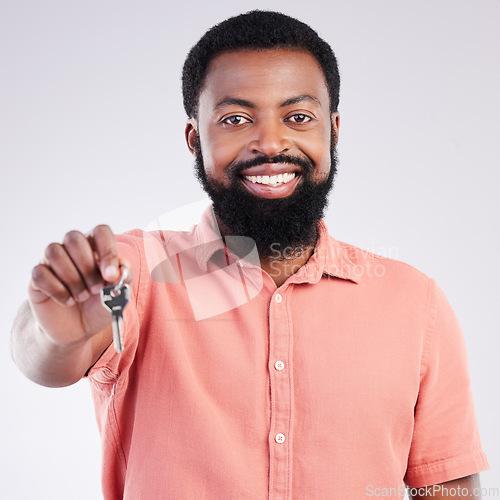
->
<box><xmin>11</xmin><ymin>224</ymin><xmax>130</xmax><ymax>387</ymax></box>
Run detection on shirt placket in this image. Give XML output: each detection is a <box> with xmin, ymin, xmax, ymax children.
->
<box><xmin>268</xmin><ymin>287</ymin><xmax>294</xmax><ymax>499</ymax></box>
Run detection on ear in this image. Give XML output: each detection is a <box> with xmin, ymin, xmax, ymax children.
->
<box><xmin>185</xmin><ymin>118</ymin><xmax>198</xmax><ymax>156</ymax></box>
<box><xmin>331</xmin><ymin>111</ymin><xmax>340</xmax><ymax>147</ymax></box>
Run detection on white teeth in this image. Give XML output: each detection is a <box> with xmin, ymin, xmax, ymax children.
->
<box><xmin>244</xmin><ymin>172</ymin><xmax>296</xmax><ymax>186</ymax></box>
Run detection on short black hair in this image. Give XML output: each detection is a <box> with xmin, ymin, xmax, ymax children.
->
<box><xmin>182</xmin><ymin>10</ymin><xmax>340</xmax><ymax>118</ymax></box>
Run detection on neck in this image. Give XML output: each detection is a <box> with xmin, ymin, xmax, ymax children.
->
<box><xmin>260</xmin><ymin>244</ymin><xmax>315</xmax><ymax>287</ymax></box>
<box><xmin>215</xmin><ymin>213</ymin><xmax>318</xmax><ymax>287</ymax></box>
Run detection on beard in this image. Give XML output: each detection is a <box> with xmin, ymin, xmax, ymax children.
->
<box><xmin>194</xmin><ymin>135</ymin><xmax>337</xmax><ymax>259</ymax></box>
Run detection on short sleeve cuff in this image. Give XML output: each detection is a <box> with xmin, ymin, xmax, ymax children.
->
<box><xmin>405</xmin><ymin>447</ymin><xmax>489</xmax><ymax>488</ymax></box>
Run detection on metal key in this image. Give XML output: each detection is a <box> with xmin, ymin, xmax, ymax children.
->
<box><xmin>100</xmin><ymin>268</ymin><xmax>130</xmax><ymax>353</ymax></box>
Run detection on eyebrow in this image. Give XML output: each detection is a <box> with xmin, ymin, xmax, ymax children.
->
<box><xmin>279</xmin><ymin>94</ymin><xmax>321</xmax><ymax>108</ymax></box>
<box><xmin>215</xmin><ymin>97</ymin><xmax>255</xmax><ymax>110</ymax></box>
<box><xmin>214</xmin><ymin>94</ymin><xmax>321</xmax><ymax>110</ymax></box>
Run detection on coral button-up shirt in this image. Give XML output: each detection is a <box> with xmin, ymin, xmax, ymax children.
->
<box><xmin>87</xmin><ymin>208</ymin><xmax>488</xmax><ymax>499</ymax></box>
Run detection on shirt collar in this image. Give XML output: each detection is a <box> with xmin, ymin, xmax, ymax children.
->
<box><xmin>192</xmin><ymin>206</ymin><xmax>227</xmax><ymax>271</ymax></box>
<box><xmin>288</xmin><ymin>219</ymin><xmax>360</xmax><ymax>285</ymax></box>
<box><xmin>192</xmin><ymin>205</ymin><xmax>360</xmax><ymax>284</ymax></box>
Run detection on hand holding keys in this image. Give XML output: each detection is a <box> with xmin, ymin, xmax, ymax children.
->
<box><xmin>27</xmin><ymin>224</ymin><xmax>133</xmax><ymax>378</ymax></box>
<box><xmin>101</xmin><ymin>266</ymin><xmax>130</xmax><ymax>353</ymax></box>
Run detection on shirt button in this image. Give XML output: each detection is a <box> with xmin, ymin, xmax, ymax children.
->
<box><xmin>275</xmin><ymin>360</ymin><xmax>285</xmax><ymax>371</ymax></box>
<box><xmin>275</xmin><ymin>433</ymin><xmax>286</xmax><ymax>444</ymax></box>
<box><xmin>275</xmin><ymin>293</ymin><xmax>282</xmax><ymax>303</ymax></box>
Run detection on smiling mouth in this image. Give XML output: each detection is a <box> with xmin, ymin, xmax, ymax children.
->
<box><xmin>243</xmin><ymin>172</ymin><xmax>297</xmax><ymax>188</ymax></box>
<box><xmin>239</xmin><ymin>170</ymin><xmax>301</xmax><ymax>199</ymax></box>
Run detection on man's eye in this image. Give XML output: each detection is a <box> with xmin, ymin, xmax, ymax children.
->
<box><xmin>222</xmin><ymin>115</ymin><xmax>250</xmax><ymax>125</ymax></box>
<box><xmin>288</xmin><ymin>114</ymin><xmax>312</xmax><ymax>124</ymax></box>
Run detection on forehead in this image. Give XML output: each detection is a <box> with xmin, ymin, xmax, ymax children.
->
<box><xmin>199</xmin><ymin>48</ymin><xmax>330</xmax><ymax>110</ymax></box>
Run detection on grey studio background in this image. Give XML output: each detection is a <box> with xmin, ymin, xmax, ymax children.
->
<box><xmin>1</xmin><ymin>0</ymin><xmax>499</xmax><ymax>498</ymax></box>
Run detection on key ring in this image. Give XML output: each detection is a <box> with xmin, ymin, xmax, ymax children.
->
<box><xmin>111</xmin><ymin>265</ymin><xmax>128</xmax><ymax>297</ymax></box>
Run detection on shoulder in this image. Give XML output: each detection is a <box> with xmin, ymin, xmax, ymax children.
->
<box><xmin>338</xmin><ymin>239</ymin><xmax>431</xmax><ymax>284</ymax></box>
<box><xmin>329</xmin><ymin>238</ymin><xmax>436</xmax><ymax>310</ymax></box>
<box><xmin>115</xmin><ymin>227</ymin><xmax>197</xmax><ymax>259</ymax></box>
<box><xmin>114</xmin><ymin>226</ymin><xmax>201</xmax><ymax>285</ymax></box>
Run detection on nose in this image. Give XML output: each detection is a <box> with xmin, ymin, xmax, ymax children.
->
<box><xmin>247</xmin><ymin>119</ymin><xmax>292</xmax><ymax>157</ymax></box>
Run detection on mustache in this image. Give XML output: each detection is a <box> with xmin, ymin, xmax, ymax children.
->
<box><xmin>229</xmin><ymin>154</ymin><xmax>315</xmax><ymax>176</ymax></box>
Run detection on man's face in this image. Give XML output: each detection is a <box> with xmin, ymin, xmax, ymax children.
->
<box><xmin>186</xmin><ymin>48</ymin><xmax>340</xmax><ymax>258</ymax></box>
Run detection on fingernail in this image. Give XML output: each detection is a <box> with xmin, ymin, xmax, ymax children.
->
<box><xmin>90</xmin><ymin>284</ymin><xmax>102</xmax><ymax>295</ymax></box>
<box><xmin>77</xmin><ymin>290</ymin><xmax>90</xmax><ymax>302</ymax></box>
<box><xmin>103</xmin><ymin>265</ymin><xmax>118</xmax><ymax>281</ymax></box>
<box><xmin>66</xmin><ymin>297</ymin><xmax>75</xmax><ymax>306</ymax></box>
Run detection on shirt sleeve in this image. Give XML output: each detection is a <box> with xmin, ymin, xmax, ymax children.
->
<box><xmin>404</xmin><ymin>280</ymin><xmax>489</xmax><ymax>487</ymax></box>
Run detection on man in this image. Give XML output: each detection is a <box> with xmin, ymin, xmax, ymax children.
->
<box><xmin>11</xmin><ymin>10</ymin><xmax>488</xmax><ymax>499</ymax></box>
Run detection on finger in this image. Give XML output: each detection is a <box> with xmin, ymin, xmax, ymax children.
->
<box><xmin>63</xmin><ymin>230</ymin><xmax>103</xmax><ymax>296</ymax></box>
<box><xmin>88</xmin><ymin>225</ymin><xmax>119</xmax><ymax>283</ymax></box>
<box><xmin>30</xmin><ymin>263</ymin><xmax>75</xmax><ymax>306</ymax></box>
<box><xmin>120</xmin><ymin>258</ymin><xmax>133</xmax><ymax>285</ymax></box>
<box><xmin>43</xmin><ymin>242</ymin><xmax>89</xmax><ymax>303</ymax></box>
